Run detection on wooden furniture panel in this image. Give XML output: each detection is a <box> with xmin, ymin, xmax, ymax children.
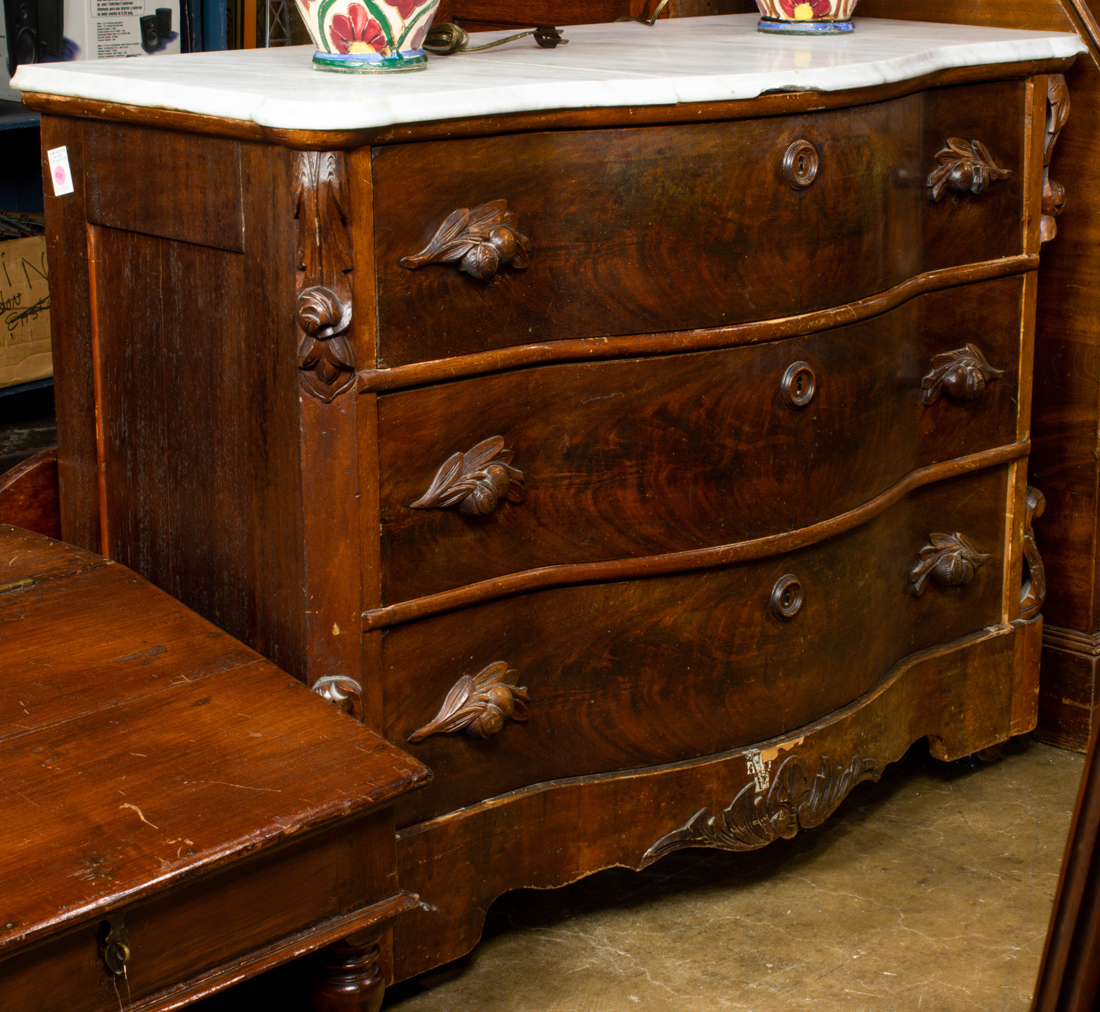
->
<box><xmin>373</xmin><ymin>83</ymin><xmax>1024</xmax><ymax>367</ymax></box>
<box><xmin>378</xmin><ymin>277</ymin><xmax>1024</xmax><ymax>604</ymax></box>
<box><xmin>84</xmin><ymin>122</ymin><xmax>245</xmax><ymax>252</ymax></box>
<box><xmin>0</xmin><ymin>524</ymin><xmax>429</xmax><ymax>1012</ymax></box>
<box><xmin>387</xmin><ymin>464</ymin><xmax>1011</xmax><ymax>827</ymax></box>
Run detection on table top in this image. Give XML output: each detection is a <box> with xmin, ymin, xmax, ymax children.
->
<box><xmin>11</xmin><ymin>14</ymin><xmax>1085</xmax><ymax>133</ymax></box>
<box><xmin>0</xmin><ymin>525</ymin><xmax>429</xmax><ymax>956</ymax></box>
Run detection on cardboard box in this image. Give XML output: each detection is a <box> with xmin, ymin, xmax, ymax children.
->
<box><xmin>1</xmin><ymin>0</ymin><xmax>181</xmax><ymax>105</ymax></box>
<box><xmin>0</xmin><ymin>234</ymin><xmax>51</xmax><ymax>390</ymax></box>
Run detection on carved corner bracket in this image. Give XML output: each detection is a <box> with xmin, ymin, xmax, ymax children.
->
<box><xmin>927</xmin><ymin>138</ymin><xmax>1012</xmax><ymax>201</ymax></box>
<box><xmin>920</xmin><ymin>344</ymin><xmax>1005</xmax><ymax>406</ymax></box>
<box><xmin>295</xmin><ymin>150</ymin><xmax>354</xmax><ymax>402</ymax></box>
<box><xmin>400</xmin><ymin>199</ymin><xmax>530</xmax><ymax>281</ymax></box>
<box><xmin>910</xmin><ymin>532</ymin><xmax>992</xmax><ymax>597</ymax></box>
<box><xmin>643</xmin><ymin>754</ymin><xmax>882</xmax><ymax>863</ymax></box>
<box><xmin>1021</xmin><ymin>486</ymin><xmax>1047</xmax><ymax>620</ymax></box>
<box><xmin>408</xmin><ymin>661</ymin><xmax>528</xmax><ymax>743</ymax></box>
<box><xmin>410</xmin><ymin>436</ymin><xmax>526</xmax><ymax>517</ymax></box>
<box><xmin>313</xmin><ymin>674</ymin><xmax>365</xmax><ymax>721</ymax></box>
<box><xmin>1042</xmin><ymin>74</ymin><xmax>1070</xmax><ymax>243</ymax></box>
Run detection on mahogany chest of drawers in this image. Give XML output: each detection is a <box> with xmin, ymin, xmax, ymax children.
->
<box><xmin>15</xmin><ymin>15</ymin><xmax>1083</xmax><ymax>984</ymax></box>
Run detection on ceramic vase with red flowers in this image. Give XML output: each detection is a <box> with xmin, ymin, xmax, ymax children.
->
<box><xmin>755</xmin><ymin>0</ymin><xmax>857</xmax><ymax>34</ymax></box>
<box><xmin>298</xmin><ymin>0</ymin><xmax>442</xmax><ymax>72</ymax></box>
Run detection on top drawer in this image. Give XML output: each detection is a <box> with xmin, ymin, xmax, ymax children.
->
<box><xmin>372</xmin><ymin>81</ymin><xmax>1026</xmax><ymax>367</ymax></box>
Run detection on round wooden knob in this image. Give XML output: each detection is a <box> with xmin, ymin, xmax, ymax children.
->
<box><xmin>781</xmin><ymin>361</ymin><xmax>816</xmax><ymax>407</ymax></box>
<box><xmin>782</xmin><ymin>140</ymin><xmax>819</xmax><ymax>189</ymax></box>
<box><xmin>771</xmin><ymin>575</ymin><xmax>804</xmax><ymax>620</ymax></box>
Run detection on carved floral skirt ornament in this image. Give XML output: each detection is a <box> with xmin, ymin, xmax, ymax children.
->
<box><xmin>755</xmin><ymin>0</ymin><xmax>858</xmax><ymax>34</ymax></box>
<box><xmin>297</xmin><ymin>0</ymin><xmax>441</xmax><ymax>72</ymax></box>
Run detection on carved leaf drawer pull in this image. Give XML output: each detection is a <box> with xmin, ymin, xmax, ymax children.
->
<box><xmin>927</xmin><ymin>138</ymin><xmax>1012</xmax><ymax>201</ymax></box>
<box><xmin>410</xmin><ymin>436</ymin><xmax>526</xmax><ymax>517</ymax></box>
<box><xmin>910</xmin><ymin>532</ymin><xmax>992</xmax><ymax>597</ymax></box>
<box><xmin>312</xmin><ymin>674</ymin><xmax>365</xmax><ymax>722</ymax></box>
<box><xmin>642</xmin><ymin>754</ymin><xmax>882</xmax><ymax>862</ymax></box>
<box><xmin>408</xmin><ymin>661</ymin><xmax>529</xmax><ymax>743</ymax></box>
<box><xmin>921</xmin><ymin>343</ymin><xmax>1005</xmax><ymax>406</ymax></box>
<box><xmin>400</xmin><ymin>199</ymin><xmax>531</xmax><ymax>281</ymax></box>
<box><xmin>1021</xmin><ymin>486</ymin><xmax>1047</xmax><ymax>620</ymax></box>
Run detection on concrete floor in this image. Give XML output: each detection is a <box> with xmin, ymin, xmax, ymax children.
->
<box><xmin>381</xmin><ymin>737</ymin><xmax>1083</xmax><ymax>1012</ymax></box>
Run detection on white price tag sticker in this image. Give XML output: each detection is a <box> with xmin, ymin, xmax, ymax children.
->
<box><xmin>47</xmin><ymin>146</ymin><xmax>75</xmax><ymax>196</ymax></box>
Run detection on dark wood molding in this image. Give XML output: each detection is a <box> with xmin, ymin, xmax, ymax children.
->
<box><xmin>409</xmin><ymin>436</ymin><xmax>525</xmax><ymax>517</ymax></box>
<box><xmin>400</xmin><ymin>199</ymin><xmax>530</xmax><ymax>281</ymax></box>
<box><xmin>1022</xmin><ymin>486</ymin><xmax>1048</xmax><ymax>620</ymax></box>
<box><xmin>407</xmin><ymin>661</ymin><xmax>529</xmax><ymax>743</ymax></box>
<box><xmin>920</xmin><ymin>343</ymin><xmax>1006</xmax><ymax>405</ymax></box>
<box><xmin>295</xmin><ymin>150</ymin><xmax>355</xmax><ymax>402</ymax></box>
<box><xmin>910</xmin><ymin>532</ymin><xmax>992</xmax><ymax>596</ymax></box>
<box><xmin>642</xmin><ymin>754</ymin><xmax>883</xmax><ymax>862</ymax></box>
<box><xmin>928</xmin><ymin>138</ymin><xmax>1013</xmax><ymax>201</ymax></box>
<box><xmin>1044</xmin><ymin>625</ymin><xmax>1100</xmax><ymax>657</ymax></box>
<box><xmin>1041</xmin><ymin>74</ymin><xmax>1070</xmax><ymax>243</ymax></box>
<box><xmin>365</xmin><ymin>441</ymin><xmax>1028</xmax><ymax>631</ymax></box>
<box><xmin>357</xmin><ymin>256</ymin><xmax>1038</xmax><ymax>393</ymax></box>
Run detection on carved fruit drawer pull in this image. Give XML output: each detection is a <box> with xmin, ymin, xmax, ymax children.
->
<box><xmin>408</xmin><ymin>661</ymin><xmax>529</xmax><ymax>743</ymax></box>
<box><xmin>921</xmin><ymin>344</ymin><xmax>1004</xmax><ymax>406</ymax></box>
<box><xmin>400</xmin><ymin>199</ymin><xmax>530</xmax><ymax>281</ymax></box>
<box><xmin>410</xmin><ymin>436</ymin><xmax>526</xmax><ymax>517</ymax></box>
<box><xmin>927</xmin><ymin>138</ymin><xmax>1012</xmax><ymax>201</ymax></box>
<box><xmin>910</xmin><ymin>533</ymin><xmax>992</xmax><ymax>597</ymax></box>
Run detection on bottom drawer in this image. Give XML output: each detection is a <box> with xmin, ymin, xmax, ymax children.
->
<box><xmin>387</xmin><ymin>464</ymin><xmax>1013</xmax><ymax>828</ymax></box>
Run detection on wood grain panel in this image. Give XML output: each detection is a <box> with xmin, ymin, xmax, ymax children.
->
<box><xmin>378</xmin><ymin>276</ymin><xmax>1024</xmax><ymax>603</ymax></box>
<box><xmin>393</xmin><ymin>623</ymin><xmax>1019</xmax><ymax>980</ymax></box>
<box><xmin>386</xmin><ymin>464</ymin><xmax>1010</xmax><ymax>827</ymax></box>
<box><xmin>0</xmin><ymin>447</ymin><xmax>60</xmax><ymax>539</ymax></box>
<box><xmin>40</xmin><ymin>116</ymin><xmax>100</xmax><ymax>553</ymax></box>
<box><xmin>84</xmin><ymin>122</ymin><xmax>244</xmax><ymax>252</ymax></box>
<box><xmin>372</xmin><ymin>83</ymin><xmax>1024</xmax><ymax>366</ymax></box>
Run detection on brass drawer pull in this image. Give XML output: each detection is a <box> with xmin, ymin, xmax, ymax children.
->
<box><xmin>921</xmin><ymin>343</ymin><xmax>1004</xmax><ymax>406</ymax></box>
<box><xmin>770</xmin><ymin>574</ymin><xmax>803</xmax><ymax>620</ymax></box>
<box><xmin>408</xmin><ymin>661</ymin><xmax>529</xmax><ymax>743</ymax></box>
<box><xmin>928</xmin><ymin>138</ymin><xmax>1012</xmax><ymax>200</ymax></box>
<box><xmin>910</xmin><ymin>533</ymin><xmax>991</xmax><ymax>596</ymax></box>
<box><xmin>410</xmin><ymin>436</ymin><xmax>526</xmax><ymax>517</ymax></box>
<box><xmin>400</xmin><ymin>198</ymin><xmax>530</xmax><ymax>281</ymax></box>
<box><xmin>781</xmin><ymin>361</ymin><xmax>816</xmax><ymax>407</ymax></box>
<box><xmin>782</xmin><ymin>140</ymin><xmax>819</xmax><ymax>190</ymax></box>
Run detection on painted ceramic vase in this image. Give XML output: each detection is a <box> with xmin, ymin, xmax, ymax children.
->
<box><xmin>755</xmin><ymin>0</ymin><xmax>858</xmax><ymax>34</ymax></box>
<box><xmin>297</xmin><ymin>0</ymin><xmax>441</xmax><ymax>73</ymax></box>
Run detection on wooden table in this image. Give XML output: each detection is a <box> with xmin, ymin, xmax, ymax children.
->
<box><xmin>0</xmin><ymin>524</ymin><xmax>429</xmax><ymax>1011</ymax></box>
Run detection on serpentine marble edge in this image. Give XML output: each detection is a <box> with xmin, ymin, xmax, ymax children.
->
<box><xmin>10</xmin><ymin>14</ymin><xmax>1086</xmax><ymax>132</ymax></box>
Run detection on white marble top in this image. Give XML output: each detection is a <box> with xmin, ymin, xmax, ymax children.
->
<box><xmin>12</xmin><ymin>15</ymin><xmax>1085</xmax><ymax>132</ymax></box>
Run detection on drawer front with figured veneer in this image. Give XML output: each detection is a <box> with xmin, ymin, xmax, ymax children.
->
<box><xmin>386</xmin><ymin>463</ymin><xmax>1011</xmax><ymax>827</ymax></box>
<box><xmin>377</xmin><ymin>276</ymin><xmax>1024</xmax><ymax>605</ymax></box>
<box><xmin>372</xmin><ymin>82</ymin><xmax>1025</xmax><ymax>367</ymax></box>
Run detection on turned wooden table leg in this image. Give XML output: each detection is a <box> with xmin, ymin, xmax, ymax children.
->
<box><xmin>311</xmin><ymin>934</ymin><xmax>387</xmax><ymax>1012</ymax></box>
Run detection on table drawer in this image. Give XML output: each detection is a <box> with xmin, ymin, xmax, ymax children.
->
<box><xmin>377</xmin><ymin>275</ymin><xmax>1023</xmax><ymax>605</ymax></box>
<box><xmin>372</xmin><ymin>81</ymin><xmax>1025</xmax><ymax>368</ymax></box>
<box><xmin>387</xmin><ymin>464</ymin><xmax>1011</xmax><ymax>828</ymax></box>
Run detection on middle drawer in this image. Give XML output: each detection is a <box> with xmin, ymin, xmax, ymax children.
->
<box><xmin>376</xmin><ymin>276</ymin><xmax>1023</xmax><ymax>606</ymax></box>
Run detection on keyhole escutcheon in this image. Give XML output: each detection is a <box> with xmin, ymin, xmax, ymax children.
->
<box><xmin>782</xmin><ymin>139</ymin><xmax>820</xmax><ymax>189</ymax></box>
<box><xmin>771</xmin><ymin>574</ymin><xmax>804</xmax><ymax>620</ymax></box>
<box><xmin>781</xmin><ymin>361</ymin><xmax>817</xmax><ymax>408</ymax></box>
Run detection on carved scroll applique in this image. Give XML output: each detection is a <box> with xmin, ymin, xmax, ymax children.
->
<box><xmin>921</xmin><ymin>344</ymin><xmax>1005</xmax><ymax>406</ymax></box>
<box><xmin>313</xmin><ymin>674</ymin><xmax>365</xmax><ymax>721</ymax></box>
<box><xmin>1042</xmin><ymin>74</ymin><xmax>1070</xmax><ymax>243</ymax></box>
<box><xmin>927</xmin><ymin>138</ymin><xmax>1012</xmax><ymax>201</ymax></box>
<box><xmin>1021</xmin><ymin>486</ymin><xmax>1047</xmax><ymax>620</ymax></box>
<box><xmin>643</xmin><ymin>754</ymin><xmax>882</xmax><ymax>862</ymax></box>
<box><xmin>400</xmin><ymin>199</ymin><xmax>530</xmax><ymax>281</ymax></box>
<box><xmin>408</xmin><ymin>661</ymin><xmax>529</xmax><ymax>743</ymax></box>
<box><xmin>295</xmin><ymin>150</ymin><xmax>355</xmax><ymax>402</ymax></box>
<box><xmin>410</xmin><ymin>436</ymin><xmax>526</xmax><ymax>517</ymax></box>
<box><xmin>910</xmin><ymin>533</ymin><xmax>992</xmax><ymax>597</ymax></box>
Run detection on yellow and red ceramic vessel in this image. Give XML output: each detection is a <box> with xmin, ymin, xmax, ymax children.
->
<box><xmin>296</xmin><ymin>0</ymin><xmax>442</xmax><ymax>72</ymax></box>
<box><xmin>755</xmin><ymin>0</ymin><xmax>858</xmax><ymax>34</ymax></box>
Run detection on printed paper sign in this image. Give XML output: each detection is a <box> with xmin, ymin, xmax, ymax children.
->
<box><xmin>47</xmin><ymin>147</ymin><xmax>75</xmax><ymax>196</ymax></box>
